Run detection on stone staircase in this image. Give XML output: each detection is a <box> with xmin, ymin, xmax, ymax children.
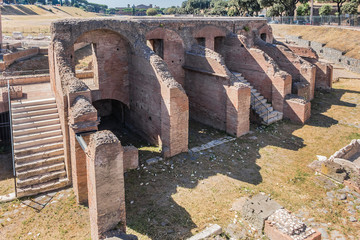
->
<box><xmin>232</xmin><ymin>72</ymin><xmax>283</xmax><ymax>125</ymax></box>
<box><xmin>11</xmin><ymin>98</ymin><xmax>68</xmax><ymax>198</ymax></box>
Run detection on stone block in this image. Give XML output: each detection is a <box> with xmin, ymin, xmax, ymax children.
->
<box><xmin>123</xmin><ymin>146</ymin><xmax>139</xmax><ymax>171</ymax></box>
<box><xmin>284</xmin><ymin>96</ymin><xmax>311</xmax><ymax>124</ymax></box>
<box><xmin>187</xmin><ymin>224</ymin><xmax>222</xmax><ymax>240</ymax></box>
<box><xmin>242</xmin><ymin>193</ymin><xmax>283</xmax><ymax>231</ymax></box>
<box><xmin>320</xmin><ymin>161</ymin><xmax>347</xmax><ymax>183</ymax></box>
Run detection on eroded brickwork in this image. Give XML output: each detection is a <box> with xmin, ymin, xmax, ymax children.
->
<box><xmin>48</xmin><ymin>17</ymin><xmax>332</xmax><ymax>238</ymax></box>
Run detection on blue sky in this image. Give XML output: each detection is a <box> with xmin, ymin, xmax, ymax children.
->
<box><xmin>88</xmin><ymin>0</ymin><xmax>183</xmax><ymax>8</ymax></box>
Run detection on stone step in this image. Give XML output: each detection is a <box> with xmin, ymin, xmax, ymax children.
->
<box><xmin>251</xmin><ymin>95</ymin><xmax>264</xmax><ymax>101</ymax></box>
<box><xmin>264</xmin><ymin>114</ymin><xmax>283</xmax><ymax>125</ymax></box>
<box><xmin>17</xmin><ymin>177</ymin><xmax>69</xmax><ymax>198</ymax></box>
<box><xmin>16</xmin><ymin>155</ymin><xmax>65</xmax><ymax>172</ymax></box>
<box><xmin>16</xmin><ymin>169</ymin><xmax>66</xmax><ymax>188</ymax></box>
<box><xmin>12</xmin><ymin>98</ymin><xmax>55</xmax><ymax>108</ymax></box>
<box><xmin>14</xmin><ymin>142</ymin><xmax>63</xmax><ymax>157</ymax></box>
<box><xmin>232</xmin><ymin>72</ymin><xmax>242</xmax><ymax>77</ymax></box>
<box><xmin>257</xmin><ymin>106</ymin><xmax>274</xmax><ymax>116</ymax></box>
<box><xmin>14</xmin><ymin>135</ymin><xmax>63</xmax><ymax>151</ymax></box>
<box><xmin>12</xmin><ymin>113</ymin><xmax>59</xmax><ymax>125</ymax></box>
<box><xmin>254</xmin><ymin>98</ymin><xmax>267</xmax><ymax>108</ymax></box>
<box><xmin>17</xmin><ymin>162</ymin><xmax>65</xmax><ymax>180</ymax></box>
<box><xmin>13</xmin><ymin>118</ymin><xmax>60</xmax><ymax>131</ymax></box>
<box><xmin>12</xmin><ymin>103</ymin><xmax>57</xmax><ymax>114</ymax></box>
<box><xmin>251</xmin><ymin>88</ymin><xmax>257</xmax><ymax>93</ymax></box>
<box><xmin>12</xmin><ymin>108</ymin><xmax>58</xmax><ymax>119</ymax></box>
<box><xmin>253</xmin><ymin>92</ymin><xmax>260</xmax><ymax>97</ymax></box>
<box><xmin>15</xmin><ymin>148</ymin><xmax>64</xmax><ymax>164</ymax></box>
<box><xmin>13</xmin><ymin>124</ymin><xmax>61</xmax><ymax>137</ymax></box>
<box><xmin>14</xmin><ymin>129</ymin><xmax>62</xmax><ymax>143</ymax></box>
<box><xmin>254</xmin><ymin>102</ymin><xmax>272</xmax><ymax>113</ymax></box>
<box><xmin>260</xmin><ymin>110</ymin><xmax>278</xmax><ymax>120</ymax></box>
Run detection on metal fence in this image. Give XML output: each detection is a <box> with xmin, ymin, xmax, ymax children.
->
<box><xmin>267</xmin><ymin>15</ymin><xmax>360</xmax><ymax>27</ymax></box>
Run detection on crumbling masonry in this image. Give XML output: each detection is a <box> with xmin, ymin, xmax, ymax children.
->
<box><xmin>46</xmin><ymin>17</ymin><xmax>333</xmax><ymax>239</ymax></box>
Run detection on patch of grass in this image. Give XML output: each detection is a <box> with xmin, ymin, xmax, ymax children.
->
<box><xmin>271</xmin><ymin>25</ymin><xmax>360</xmax><ymax>59</ymax></box>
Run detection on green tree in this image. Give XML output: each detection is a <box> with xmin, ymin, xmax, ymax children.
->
<box><xmin>209</xmin><ymin>0</ymin><xmax>228</xmax><ymax>15</ymax></box>
<box><xmin>165</xmin><ymin>7</ymin><xmax>177</xmax><ymax>14</ymax></box>
<box><xmin>342</xmin><ymin>1</ymin><xmax>358</xmax><ymax>14</ymax></box>
<box><xmin>228</xmin><ymin>6</ymin><xmax>240</xmax><ymax>16</ymax></box>
<box><xmin>296</xmin><ymin>3</ymin><xmax>310</xmax><ymax>16</ymax></box>
<box><xmin>146</xmin><ymin>8</ymin><xmax>158</xmax><ymax>16</ymax></box>
<box><xmin>229</xmin><ymin>0</ymin><xmax>261</xmax><ymax>16</ymax></box>
<box><xmin>319</xmin><ymin>4</ymin><xmax>332</xmax><ymax>15</ymax></box>
<box><xmin>267</xmin><ymin>3</ymin><xmax>285</xmax><ymax>16</ymax></box>
<box><xmin>259</xmin><ymin>0</ymin><xmax>308</xmax><ymax>16</ymax></box>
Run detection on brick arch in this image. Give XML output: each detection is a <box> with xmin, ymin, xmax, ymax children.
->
<box><xmin>257</xmin><ymin>25</ymin><xmax>274</xmax><ymax>43</ymax></box>
<box><xmin>74</xmin><ymin>29</ymin><xmax>132</xmax><ymax>105</ymax></box>
<box><xmin>193</xmin><ymin>25</ymin><xmax>227</xmax><ymax>51</ymax></box>
<box><xmin>146</xmin><ymin>27</ymin><xmax>185</xmax><ymax>86</ymax></box>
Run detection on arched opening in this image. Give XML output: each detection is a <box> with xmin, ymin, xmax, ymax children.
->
<box><xmin>260</xmin><ymin>33</ymin><xmax>267</xmax><ymax>42</ymax></box>
<box><xmin>74</xmin><ymin>29</ymin><xmax>132</xmax><ymax>105</ymax></box>
<box><xmin>214</xmin><ymin>36</ymin><xmax>225</xmax><ymax>53</ymax></box>
<box><xmin>146</xmin><ymin>28</ymin><xmax>185</xmax><ymax>86</ymax></box>
<box><xmin>92</xmin><ymin>99</ymin><xmax>147</xmax><ymax>146</ymax></box>
<box><xmin>194</xmin><ymin>25</ymin><xmax>227</xmax><ymax>51</ymax></box>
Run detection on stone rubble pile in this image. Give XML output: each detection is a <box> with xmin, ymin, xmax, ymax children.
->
<box><xmin>268</xmin><ymin>209</ymin><xmax>316</xmax><ymax>240</ymax></box>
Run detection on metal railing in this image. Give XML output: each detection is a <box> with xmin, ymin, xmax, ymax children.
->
<box><xmin>267</xmin><ymin>15</ymin><xmax>360</xmax><ymax>27</ymax></box>
<box><xmin>251</xmin><ymin>90</ymin><xmax>269</xmax><ymax>123</ymax></box>
<box><xmin>7</xmin><ymin>79</ymin><xmax>17</xmax><ymax>197</ymax></box>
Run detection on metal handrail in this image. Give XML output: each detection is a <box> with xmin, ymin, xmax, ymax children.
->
<box><xmin>7</xmin><ymin>79</ymin><xmax>17</xmax><ymax>197</ymax></box>
<box><xmin>231</xmin><ymin>71</ymin><xmax>270</xmax><ymax>123</ymax></box>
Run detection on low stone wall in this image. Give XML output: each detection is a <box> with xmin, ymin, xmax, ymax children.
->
<box><xmin>0</xmin><ymin>71</ymin><xmax>93</xmax><ymax>87</ymax></box>
<box><xmin>329</xmin><ymin>139</ymin><xmax>360</xmax><ymax>162</ymax></box>
<box><xmin>3</xmin><ymin>48</ymin><xmax>40</xmax><ymax>66</ymax></box>
<box><xmin>286</xmin><ymin>35</ymin><xmax>360</xmax><ymax>74</ymax></box>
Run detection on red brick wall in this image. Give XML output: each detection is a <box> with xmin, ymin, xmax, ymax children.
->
<box><xmin>76</xmin><ymin>30</ymin><xmax>130</xmax><ymax>105</ymax></box>
<box><xmin>146</xmin><ymin>28</ymin><xmax>185</xmax><ymax>86</ymax></box>
<box><xmin>306</xmin><ymin>58</ymin><xmax>333</xmax><ymax>90</ymax></box>
<box><xmin>3</xmin><ymin>48</ymin><xmax>40</xmax><ymax>67</ymax></box>
<box><xmin>259</xmin><ymin>44</ymin><xmax>316</xmax><ymax>100</ymax></box>
<box><xmin>222</xmin><ymin>36</ymin><xmax>291</xmax><ymax>113</ymax></box>
<box><xmin>287</xmin><ymin>45</ymin><xmax>318</xmax><ymax>59</ymax></box>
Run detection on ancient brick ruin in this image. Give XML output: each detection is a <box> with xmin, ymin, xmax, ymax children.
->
<box><xmin>4</xmin><ymin>17</ymin><xmax>332</xmax><ymax>239</ymax></box>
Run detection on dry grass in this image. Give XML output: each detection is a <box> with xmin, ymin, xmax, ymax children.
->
<box><xmin>1</xmin><ymin>5</ymin><xmax>97</xmax><ymax>35</ymax></box>
<box><xmin>1</xmin><ymin>79</ymin><xmax>360</xmax><ymax>239</ymax></box>
<box><xmin>271</xmin><ymin>24</ymin><xmax>360</xmax><ymax>59</ymax></box>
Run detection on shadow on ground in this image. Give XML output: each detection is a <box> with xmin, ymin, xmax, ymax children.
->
<box><xmin>124</xmin><ymin>86</ymin><xmax>359</xmax><ymax>239</ymax></box>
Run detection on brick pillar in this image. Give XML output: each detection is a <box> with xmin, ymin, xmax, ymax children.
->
<box><xmin>69</xmin><ymin>94</ymin><xmax>98</xmax><ymax>204</ymax></box>
<box><xmin>160</xmin><ymin>83</ymin><xmax>189</xmax><ymax>157</ymax></box>
<box><xmin>226</xmin><ymin>83</ymin><xmax>250</xmax><ymax>137</ymax></box>
<box><xmin>272</xmin><ymin>73</ymin><xmax>292</xmax><ymax>113</ymax></box>
<box><xmin>86</xmin><ymin>131</ymin><xmax>126</xmax><ymax>240</ymax></box>
<box><xmin>205</xmin><ymin>38</ymin><xmax>215</xmax><ymax>51</ymax></box>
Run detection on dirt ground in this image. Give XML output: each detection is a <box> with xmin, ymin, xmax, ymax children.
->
<box><xmin>0</xmin><ymin>79</ymin><xmax>360</xmax><ymax>239</ymax></box>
